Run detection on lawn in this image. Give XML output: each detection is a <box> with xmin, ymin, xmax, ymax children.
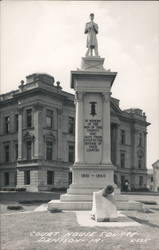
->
<box><xmin>1</xmin><ymin>204</ymin><xmax>159</xmax><ymax>250</ymax></box>
<box><xmin>1</xmin><ymin>192</ymin><xmax>159</xmax><ymax>250</ymax></box>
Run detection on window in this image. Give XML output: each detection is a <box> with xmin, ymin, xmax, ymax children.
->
<box><xmin>121</xmin><ymin>175</ymin><xmax>125</xmax><ymax>185</ymax></box>
<box><xmin>68</xmin><ymin>172</ymin><xmax>72</xmax><ymax>185</ymax></box>
<box><xmin>15</xmin><ymin>114</ymin><xmax>18</xmax><ymax>131</ymax></box>
<box><xmin>46</xmin><ymin>141</ymin><xmax>53</xmax><ymax>160</ymax></box>
<box><xmin>5</xmin><ymin>116</ymin><xmax>10</xmax><ymax>134</ymax></box>
<box><xmin>120</xmin><ymin>129</ymin><xmax>125</xmax><ymax>145</ymax></box>
<box><xmin>139</xmin><ymin>176</ymin><xmax>143</xmax><ymax>186</ymax></box>
<box><xmin>138</xmin><ymin>133</ymin><xmax>142</xmax><ymax>146</ymax></box>
<box><xmin>151</xmin><ymin>176</ymin><xmax>153</xmax><ymax>182</ymax></box>
<box><xmin>47</xmin><ymin>170</ymin><xmax>54</xmax><ymax>185</ymax></box>
<box><xmin>4</xmin><ymin>145</ymin><xmax>10</xmax><ymax>162</ymax></box>
<box><xmin>46</xmin><ymin>110</ymin><xmax>53</xmax><ymax>128</ymax></box>
<box><xmin>120</xmin><ymin>152</ymin><xmax>125</xmax><ymax>168</ymax></box>
<box><xmin>26</xmin><ymin>109</ymin><xmax>32</xmax><ymax>128</ymax></box>
<box><xmin>68</xmin><ymin>117</ymin><xmax>75</xmax><ymax>134</ymax></box>
<box><xmin>14</xmin><ymin>172</ymin><xmax>17</xmax><ymax>186</ymax></box>
<box><xmin>24</xmin><ymin>170</ymin><xmax>30</xmax><ymax>185</ymax></box>
<box><xmin>26</xmin><ymin>141</ymin><xmax>32</xmax><ymax>160</ymax></box>
<box><xmin>15</xmin><ymin>144</ymin><xmax>18</xmax><ymax>160</ymax></box>
<box><xmin>4</xmin><ymin>172</ymin><xmax>9</xmax><ymax>186</ymax></box>
<box><xmin>68</xmin><ymin>145</ymin><xmax>75</xmax><ymax>162</ymax></box>
<box><xmin>138</xmin><ymin>158</ymin><xmax>142</xmax><ymax>169</ymax></box>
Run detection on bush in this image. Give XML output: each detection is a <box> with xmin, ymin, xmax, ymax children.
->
<box><xmin>1</xmin><ymin>187</ymin><xmax>16</xmax><ymax>191</ymax></box>
<box><xmin>19</xmin><ymin>200</ymin><xmax>50</xmax><ymax>204</ymax></box>
<box><xmin>0</xmin><ymin>187</ymin><xmax>26</xmax><ymax>192</ymax></box>
<box><xmin>133</xmin><ymin>188</ymin><xmax>150</xmax><ymax>192</ymax></box>
<box><xmin>49</xmin><ymin>207</ymin><xmax>62</xmax><ymax>213</ymax></box>
<box><xmin>15</xmin><ymin>188</ymin><xmax>26</xmax><ymax>192</ymax></box>
<box><xmin>51</xmin><ymin>187</ymin><xmax>67</xmax><ymax>192</ymax></box>
<box><xmin>142</xmin><ymin>207</ymin><xmax>154</xmax><ymax>213</ymax></box>
<box><xmin>7</xmin><ymin>205</ymin><xmax>23</xmax><ymax>210</ymax></box>
<box><xmin>140</xmin><ymin>200</ymin><xmax>157</xmax><ymax>205</ymax></box>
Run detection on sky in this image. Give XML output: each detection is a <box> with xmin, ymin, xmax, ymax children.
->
<box><xmin>0</xmin><ymin>1</ymin><xmax>159</xmax><ymax>168</ymax></box>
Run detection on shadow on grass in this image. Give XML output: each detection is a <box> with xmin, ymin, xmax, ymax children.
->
<box><xmin>138</xmin><ymin>200</ymin><xmax>157</xmax><ymax>205</ymax></box>
<box><xmin>128</xmin><ymin>216</ymin><xmax>159</xmax><ymax>229</ymax></box>
<box><xmin>151</xmin><ymin>208</ymin><xmax>159</xmax><ymax>211</ymax></box>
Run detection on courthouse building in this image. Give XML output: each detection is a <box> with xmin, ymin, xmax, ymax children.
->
<box><xmin>0</xmin><ymin>73</ymin><xmax>150</xmax><ymax>191</ymax></box>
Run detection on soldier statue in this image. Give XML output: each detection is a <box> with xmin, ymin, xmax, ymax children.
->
<box><xmin>85</xmin><ymin>13</ymin><xmax>99</xmax><ymax>57</ymax></box>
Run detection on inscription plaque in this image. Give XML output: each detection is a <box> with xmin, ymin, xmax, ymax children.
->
<box><xmin>84</xmin><ymin>119</ymin><xmax>102</xmax><ymax>152</ymax></box>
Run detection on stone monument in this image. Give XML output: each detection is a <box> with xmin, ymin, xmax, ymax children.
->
<box><xmin>48</xmin><ymin>14</ymin><xmax>142</xmax><ymax>211</ymax></box>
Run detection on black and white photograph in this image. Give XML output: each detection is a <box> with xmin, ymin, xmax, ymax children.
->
<box><xmin>0</xmin><ymin>1</ymin><xmax>159</xmax><ymax>250</ymax></box>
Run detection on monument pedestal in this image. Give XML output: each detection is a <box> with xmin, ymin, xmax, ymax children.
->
<box><xmin>62</xmin><ymin>56</ymin><xmax>117</xmax><ymax>204</ymax></box>
<box><xmin>81</xmin><ymin>56</ymin><xmax>106</xmax><ymax>71</ymax></box>
<box><xmin>60</xmin><ymin>163</ymin><xmax>117</xmax><ymax>203</ymax></box>
<box><xmin>48</xmin><ymin>56</ymin><xmax>142</xmax><ymax>211</ymax></box>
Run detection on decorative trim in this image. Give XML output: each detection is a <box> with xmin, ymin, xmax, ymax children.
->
<box><xmin>33</xmin><ymin>101</ymin><xmax>44</xmax><ymax>111</ymax></box>
<box><xmin>102</xmin><ymin>92</ymin><xmax>111</xmax><ymax>103</ymax></box>
<box><xmin>74</xmin><ymin>92</ymin><xmax>84</xmax><ymax>103</ymax></box>
<box><xmin>137</xmin><ymin>149</ymin><xmax>144</xmax><ymax>158</ymax></box>
<box><xmin>23</xmin><ymin>131</ymin><xmax>35</xmax><ymax>141</ymax></box>
<box><xmin>17</xmin><ymin>106</ymin><xmax>23</xmax><ymax>114</ymax></box>
<box><xmin>44</xmin><ymin>132</ymin><xmax>56</xmax><ymax>142</ymax></box>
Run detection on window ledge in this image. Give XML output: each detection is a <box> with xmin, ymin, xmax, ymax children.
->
<box><xmin>23</xmin><ymin>127</ymin><xmax>34</xmax><ymax>130</ymax></box>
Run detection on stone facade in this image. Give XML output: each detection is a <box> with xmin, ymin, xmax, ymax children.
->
<box><xmin>152</xmin><ymin>160</ymin><xmax>159</xmax><ymax>192</ymax></box>
<box><xmin>0</xmin><ymin>73</ymin><xmax>150</xmax><ymax>191</ymax></box>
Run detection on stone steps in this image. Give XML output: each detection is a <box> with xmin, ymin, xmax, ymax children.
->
<box><xmin>48</xmin><ymin>199</ymin><xmax>143</xmax><ymax>211</ymax></box>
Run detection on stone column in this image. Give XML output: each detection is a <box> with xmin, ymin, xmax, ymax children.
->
<box><xmin>134</xmin><ymin>128</ymin><xmax>139</xmax><ymax>169</ymax></box>
<box><xmin>111</xmin><ymin>124</ymin><xmax>116</xmax><ymax>165</ymax></box>
<box><xmin>57</xmin><ymin>108</ymin><xmax>63</xmax><ymax>161</ymax></box>
<box><xmin>17</xmin><ymin>107</ymin><xmax>23</xmax><ymax>161</ymax></box>
<box><xmin>102</xmin><ymin>92</ymin><xmax>112</xmax><ymax>165</ymax></box>
<box><xmin>143</xmin><ymin>131</ymin><xmax>147</xmax><ymax>169</ymax></box>
<box><xmin>115</xmin><ymin>124</ymin><xmax>120</xmax><ymax>165</ymax></box>
<box><xmin>10</xmin><ymin>113</ymin><xmax>14</xmax><ymax>133</ymax></box>
<box><xmin>75</xmin><ymin>92</ymin><xmax>84</xmax><ymax>164</ymax></box>
<box><xmin>33</xmin><ymin>103</ymin><xmax>43</xmax><ymax>159</ymax></box>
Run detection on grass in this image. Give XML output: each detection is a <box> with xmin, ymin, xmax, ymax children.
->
<box><xmin>1</xmin><ymin>205</ymin><xmax>159</xmax><ymax>250</ymax></box>
<box><xmin>1</xmin><ymin>193</ymin><xmax>159</xmax><ymax>250</ymax></box>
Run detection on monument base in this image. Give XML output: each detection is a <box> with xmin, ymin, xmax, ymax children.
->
<box><xmin>48</xmin><ymin>199</ymin><xmax>143</xmax><ymax>211</ymax></box>
<box><xmin>81</xmin><ymin>56</ymin><xmax>106</xmax><ymax>71</ymax></box>
<box><xmin>48</xmin><ymin>163</ymin><xmax>144</xmax><ymax>211</ymax></box>
<box><xmin>65</xmin><ymin>163</ymin><xmax>117</xmax><ymax>195</ymax></box>
<box><xmin>58</xmin><ymin>163</ymin><xmax>118</xmax><ymax>202</ymax></box>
